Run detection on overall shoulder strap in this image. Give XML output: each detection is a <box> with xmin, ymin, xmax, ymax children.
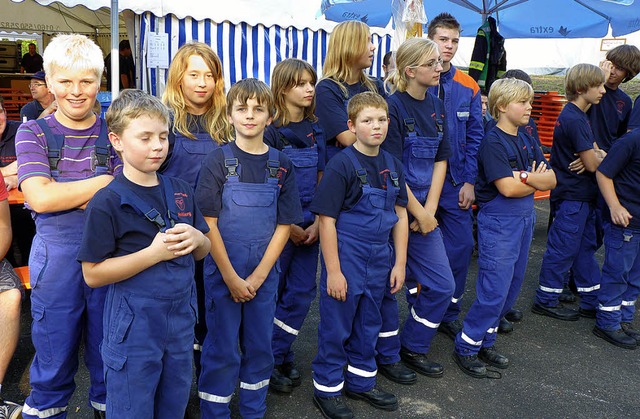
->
<box><xmin>222</xmin><ymin>145</ymin><xmax>240</xmax><ymax>180</ymax></box>
<box><xmin>266</xmin><ymin>147</ymin><xmax>281</xmax><ymax>184</ymax></box>
<box><xmin>36</xmin><ymin>118</ymin><xmax>64</xmax><ymax>178</ymax></box>
<box><xmin>343</xmin><ymin>147</ymin><xmax>368</xmax><ymax>188</ymax></box>
<box><xmin>107</xmin><ymin>177</ymin><xmax>173</xmax><ymax>232</ymax></box>
<box><xmin>390</xmin><ymin>94</ymin><xmax>421</xmax><ymax>137</ymax></box>
<box><xmin>93</xmin><ymin>118</ymin><xmax>110</xmax><ymax>173</ymax></box>
<box><xmin>278</xmin><ymin>126</ymin><xmax>309</xmax><ymax>148</ymax></box>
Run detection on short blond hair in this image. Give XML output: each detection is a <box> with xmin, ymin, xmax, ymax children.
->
<box><xmin>564</xmin><ymin>64</ymin><xmax>605</xmax><ymax>101</ymax></box>
<box><xmin>106</xmin><ymin>89</ymin><xmax>170</xmax><ymax>136</ymax></box>
<box><xmin>488</xmin><ymin>78</ymin><xmax>534</xmax><ymax>121</ymax></box>
<box><xmin>43</xmin><ymin>34</ymin><xmax>104</xmax><ymax>80</ymax></box>
<box><xmin>347</xmin><ymin>91</ymin><xmax>388</xmax><ymax>122</ymax></box>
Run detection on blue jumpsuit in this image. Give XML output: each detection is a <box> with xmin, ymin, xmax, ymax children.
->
<box><xmin>22</xmin><ymin>118</ymin><xmax>114</xmax><ymax>419</ymax></box>
<box><xmin>271</xmin><ymin>124</ymin><xmax>322</xmax><ymax>366</ymax></box>
<box><xmin>312</xmin><ymin>147</ymin><xmax>400</xmax><ymax>396</ymax></box>
<box><xmin>199</xmin><ymin>146</ymin><xmax>282</xmax><ymax>419</ymax></box>
<box><xmin>81</xmin><ymin>174</ymin><xmax>201</xmax><ymax>418</ymax></box>
<box><xmin>455</xmin><ymin>129</ymin><xmax>540</xmax><ymax>355</ymax></box>
<box><xmin>160</xmin><ymin>126</ymin><xmax>221</xmax><ymax>377</ymax></box>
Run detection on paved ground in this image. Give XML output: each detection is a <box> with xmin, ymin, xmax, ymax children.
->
<box><xmin>5</xmin><ymin>200</ymin><xmax>640</xmax><ymax>418</ymax></box>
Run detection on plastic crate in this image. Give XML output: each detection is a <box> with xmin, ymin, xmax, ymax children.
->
<box><xmin>97</xmin><ymin>91</ymin><xmax>112</xmax><ymax>118</ymax></box>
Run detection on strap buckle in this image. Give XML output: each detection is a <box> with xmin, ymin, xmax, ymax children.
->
<box><xmin>225</xmin><ymin>158</ymin><xmax>239</xmax><ymax>177</ymax></box>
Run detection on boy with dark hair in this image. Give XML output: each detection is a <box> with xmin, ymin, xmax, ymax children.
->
<box><xmin>427</xmin><ymin>12</ymin><xmax>484</xmax><ymax>340</ymax></box>
<box><xmin>311</xmin><ymin>91</ymin><xmax>408</xmax><ymax>418</ymax></box>
<box><xmin>78</xmin><ymin>89</ymin><xmax>211</xmax><ymax>417</ymax></box>
<box><xmin>454</xmin><ymin>78</ymin><xmax>556</xmax><ymax>378</ymax></box>
<box><xmin>594</xmin><ymin>128</ymin><xmax>640</xmax><ymax>349</ymax></box>
<box><xmin>196</xmin><ymin>78</ymin><xmax>302</xmax><ymax>418</ymax></box>
<box><xmin>533</xmin><ymin>64</ymin><xmax>608</xmax><ymax>321</ymax></box>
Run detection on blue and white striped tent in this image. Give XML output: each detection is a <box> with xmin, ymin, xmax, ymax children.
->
<box><xmin>138</xmin><ymin>13</ymin><xmax>393</xmax><ymax>96</ymax></box>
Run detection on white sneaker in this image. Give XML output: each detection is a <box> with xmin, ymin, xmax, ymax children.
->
<box><xmin>0</xmin><ymin>399</ymin><xmax>22</xmax><ymax>419</ymax></box>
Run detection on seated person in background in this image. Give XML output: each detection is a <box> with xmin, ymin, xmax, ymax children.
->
<box><xmin>20</xmin><ymin>71</ymin><xmax>56</xmax><ymax>121</ymax></box>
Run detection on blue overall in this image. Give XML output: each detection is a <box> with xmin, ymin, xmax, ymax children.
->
<box><xmin>160</xmin><ymin>129</ymin><xmax>220</xmax><ymax>378</ymax></box>
<box><xmin>199</xmin><ymin>146</ymin><xmax>281</xmax><ymax>419</ymax></box>
<box><xmin>325</xmin><ymin>96</ymin><xmax>350</xmax><ymax>162</ymax></box>
<box><xmin>312</xmin><ymin>148</ymin><xmax>400</xmax><ymax>397</ymax></box>
<box><xmin>379</xmin><ymin>95</ymin><xmax>454</xmax><ymax>357</ymax></box>
<box><xmin>272</xmin><ymin>125</ymin><xmax>321</xmax><ymax>366</ymax></box>
<box><xmin>535</xmin><ymin>200</ymin><xmax>600</xmax><ymax>310</ymax></box>
<box><xmin>596</xmin><ymin>224</ymin><xmax>640</xmax><ymax>330</ymax></box>
<box><xmin>100</xmin><ymin>175</ymin><xmax>196</xmax><ymax>418</ymax></box>
<box><xmin>23</xmin><ymin>119</ymin><xmax>110</xmax><ymax>419</ymax></box>
<box><xmin>455</xmin><ymin>135</ymin><xmax>536</xmax><ymax>354</ymax></box>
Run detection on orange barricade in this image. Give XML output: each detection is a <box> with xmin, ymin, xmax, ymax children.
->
<box><xmin>14</xmin><ymin>265</ymin><xmax>30</xmax><ymax>290</ymax></box>
<box><xmin>7</xmin><ymin>188</ymin><xmax>24</xmax><ymax>205</ymax></box>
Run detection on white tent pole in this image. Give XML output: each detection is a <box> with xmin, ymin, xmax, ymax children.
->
<box><xmin>110</xmin><ymin>0</ymin><xmax>119</xmax><ymax>98</ymax></box>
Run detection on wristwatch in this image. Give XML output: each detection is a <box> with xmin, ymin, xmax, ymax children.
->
<box><xmin>519</xmin><ymin>171</ymin><xmax>529</xmax><ymax>184</ymax></box>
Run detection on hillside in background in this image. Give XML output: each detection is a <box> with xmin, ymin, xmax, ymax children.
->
<box><xmin>532</xmin><ymin>75</ymin><xmax>640</xmax><ymax>98</ymax></box>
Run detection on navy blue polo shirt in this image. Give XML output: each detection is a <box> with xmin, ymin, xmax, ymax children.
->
<box><xmin>263</xmin><ymin>118</ymin><xmax>326</xmax><ymax>172</ymax></box>
<box><xmin>78</xmin><ymin>174</ymin><xmax>209</xmax><ymax>262</ymax></box>
<box><xmin>310</xmin><ymin>145</ymin><xmax>408</xmax><ymax>219</ymax></box>
<box><xmin>0</xmin><ymin>120</ymin><xmax>19</xmax><ymax>167</ymax></box>
<box><xmin>195</xmin><ymin>141</ymin><xmax>302</xmax><ymax>225</ymax></box>
<box><xmin>588</xmin><ymin>85</ymin><xmax>632</xmax><ymax>151</ymax></box>
<box><xmin>383</xmin><ymin>91</ymin><xmax>451</xmax><ymax>162</ymax></box>
<box><xmin>550</xmin><ymin>102</ymin><xmax>598</xmax><ymax>203</ymax></box>
<box><xmin>476</xmin><ymin>126</ymin><xmax>547</xmax><ymax>205</ymax></box>
<box><xmin>315</xmin><ymin>77</ymin><xmax>386</xmax><ymax>149</ymax></box>
<box><xmin>628</xmin><ymin>95</ymin><xmax>640</xmax><ymax>131</ymax></box>
<box><xmin>597</xmin><ymin>129</ymin><xmax>640</xmax><ymax>230</ymax></box>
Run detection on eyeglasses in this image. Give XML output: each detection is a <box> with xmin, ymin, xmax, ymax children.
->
<box><xmin>418</xmin><ymin>58</ymin><xmax>444</xmax><ymax>70</ymax></box>
<box><xmin>29</xmin><ymin>82</ymin><xmax>46</xmax><ymax>88</ymax></box>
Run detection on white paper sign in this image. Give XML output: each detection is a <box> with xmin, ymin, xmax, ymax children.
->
<box><xmin>147</xmin><ymin>32</ymin><xmax>169</xmax><ymax>69</ymax></box>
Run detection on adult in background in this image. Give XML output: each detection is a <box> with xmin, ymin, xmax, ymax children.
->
<box><xmin>104</xmin><ymin>39</ymin><xmax>135</xmax><ymax>91</ymax></box>
<box><xmin>20</xmin><ymin>71</ymin><xmax>56</xmax><ymax>122</ymax></box>
<box><xmin>20</xmin><ymin>43</ymin><xmax>43</xmax><ymax>73</ymax></box>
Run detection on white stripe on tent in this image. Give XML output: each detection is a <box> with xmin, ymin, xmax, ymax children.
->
<box><xmin>139</xmin><ymin>13</ymin><xmax>391</xmax><ymax>97</ymax></box>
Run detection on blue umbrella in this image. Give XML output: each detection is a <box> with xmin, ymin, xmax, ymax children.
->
<box><xmin>322</xmin><ymin>0</ymin><xmax>640</xmax><ymax>38</ymax></box>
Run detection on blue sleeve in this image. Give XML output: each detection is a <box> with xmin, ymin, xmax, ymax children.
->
<box><xmin>570</xmin><ymin>116</ymin><xmax>596</xmax><ymax>153</ymax></box>
<box><xmin>480</xmin><ymin>138</ymin><xmax>514</xmax><ymax>184</ymax></box>
<box><xmin>316</xmin><ymin>80</ymin><xmax>348</xmax><ymax>142</ymax></box>
<box><xmin>435</xmin><ymin>129</ymin><xmax>451</xmax><ymax>162</ymax></box>
<box><xmin>628</xmin><ymin>96</ymin><xmax>640</xmax><ymax>131</ymax></box>
<box><xmin>310</xmin><ymin>161</ymin><xmax>349</xmax><ymax>219</ymax></box>
<box><xmin>263</xmin><ymin>125</ymin><xmax>282</xmax><ymax>149</ymax></box>
<box><xmin>383</xmin><ymin>97</ymin><xmax>404</xmax><ymax>161</ymax></box>
<box><xmin>195</xmin><ymin>149</ymin><xmax>226</xmax><ymax>218</ymax></box>
<box><xmin>598</xmin><ymin>134</ymin><xmax>634</xmax><ymax>179</ymax></box>
<box><xmin>276</xmin><ymin>152</ymin><xmax>304</xmax><ymax>225</ymax></box>
<box><xmin>395</xmin><ymin>159</ymin><xmax>409</xmax><ymax>207</ymax></box>
<box><xmin>463</xmin><ymin>87</ymin><xmax>484</xmax><ymax>184</ymax></box>
<box><xmin>77</xmin><ymin>189</ymin><xmax>118</xmax><ymax>263</ymax></box>
<box><xmin>315</xmin><ymin>124</ymin><xmax>327</xmax><ymax>172</ymax></box>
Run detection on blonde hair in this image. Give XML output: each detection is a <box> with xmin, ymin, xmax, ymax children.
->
<box><xmin>226</xmin><ymin>78</ymin><xmax>274</xmax><ymax>117</ymax></box>
<box><xmin>564</xmin><ymin>63</ymin><xmax>605</xmax><ymax>101</ymax></box>
<box><xmin>271</xmin><ymin>58</ymin><xmax>318</xmax><ymax>127</ymax></box>
<box><xmin>162</xmin><ymin>42</ymin><xmax>231</xmax><ymax>143</ymax></box>
<box><xmin>43</xmin><ymin>34</ymin><xmax>104</xmax><ymax>80</ymax></box>
<box><xmin>488</xmin><ymin>78</ymin><xmax>533</xmax><ymax>121</ymax></box>
<box><xmin>321</xmin><ymin>20</ymin><xmax>378</xmax><ymax>97</ymax></box>
<box><xmin>386</xmin><ymin>38</ymin><xmax>439</xmax><ymax>95</ymax></box>
<box><xmin>106</xmin><ymin>89</ymin><xmax>170</xmax><ymax>136</ymax></box>
<box><xmin>347</xmin><ymin>91</ymin><xmax>388</xmax><ymax>122</ymax></box>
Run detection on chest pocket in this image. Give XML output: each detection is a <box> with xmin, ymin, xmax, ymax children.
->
<box><xmin>231</xmin><ymin>189</ymin><xmax>276</xmax><ymax>207</ymax></box>
<box><xmin>180</xmin><ymin>139</ymin><xmax>214</xmax><ymax>156</ymax></box>
<box><xmin>367</xmin><ymin>191</ymin><xmax>387</xmax><ymax>210</ymax></box>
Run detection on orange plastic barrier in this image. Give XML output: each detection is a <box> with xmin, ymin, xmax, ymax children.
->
<box><xmin>532</xmin><ymin>91</ymin><xmax>567</xmax><ymax>149</ymax></box>
<box><xmin>14</xmin><ymin>265</ymin><xmax>30</xmax><ymax>290</ymax></box>
<box><xmin>7</xmin><ymin>188</ymin><xmax>24</xmax><ymax>205</ymax></box>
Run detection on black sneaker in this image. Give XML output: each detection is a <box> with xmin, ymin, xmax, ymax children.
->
<box><xmin>593</xmin><ymin>326</ymin><xmax>637</xmax><ymax>350</ymax></box>
<box><xmin>278</xmin><ymin>362</ymin><xmax>301</xmax><ymax>387</ymax></box>
<box><xmin>0</xmin><ymin>398</ymin><xmax>22</xmax><ymax>419</ymax></box>
<box><xmin>377</xmin><ymin>361</ymin><xmax>418</xmax><ymax>385</ymax></box>
<box><xmin>478</xmin><ymin>346</ymin><xmax>509</xmax><ymax>369</ymax></box>
<box><xmin>270</xmin><ymin>367</ymin><xmax>293</xmax><ymax>393</ymax></box>
<box><xmin>498</xmin><ymin>317</ymin><xmax>513</xmax><ymax>334</ymax></box>
<box><xmin>505</xmin><ymin>308</ymin><xmax>523</xmax><ymax>322</ymax></box>
<box><xmin>345</xmin><ymin>385</ymin><xmax>398</xmax><ymax>411</ymax></box>
<box><xmin>621</xmin><ymin>322</ymin><xmax>640</xmax><ymax>345</ymax></box>
<box><xmin>531</xmin><ymin>303</ymin><xmax>579</xmax><ymax>321</ymax></box>
<box><xmin>438</xmin><ymin>319</ymin><xmax>463</xmax><ymax>341</ymax></box>
<box><xmin>452</xmin><ymin>352</ymin><xmax>486</xmax><ymax>378</ymax></box>
<box><xmin>313</xmin><ymin>395</ymin><xmax>353</xmax><ymax>419</ymax></box>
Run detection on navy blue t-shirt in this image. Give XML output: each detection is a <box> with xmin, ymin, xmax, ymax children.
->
<box><xmin>628</xmin><ymin>95</ymin><xmax>640</xmax><ymax>131</ymax></box>
<box><xmin>263</xmin><ymin>119</ymin><xmax>326</xmax><ymax>172</ymax></box>
<box><xmin>597</xmin><ymin>129</ymin><xmax>640</xmax><ymax>230</ymax></box>
<box><xmin>78</xmin><ymin>174</ymin><xmax>209</xmax><ymax>262</ymax></box>
<box><xmin>476</xmin><ymin>126</ymin><xmax>547</xmax><ymax>205</ymax></box>
<box><xmin>486</xmin><ymin>117</ymin><xmax>543</xmax><ymax>149</ymax></box>
<box><xmin>550</xmin><ymin>102</ymin><xmax>598</xmax><ymax>203</ymax></box>
<box><xmin>195</xmin><ymin>142</ymin><xmax>302</xmax><ymax>225</ymax></box>
<box><xmin>383</xmin><ymin>91</ymin><xmax>451</xmax><ymax>162</ymax></box>
<box><xmin>20</xmin><ymin>100</ymin><xmax>45</xmax><ymax>122</ymax></box>
<box><xmin>587</xmin><ymin>85</ymin><xmax>632</xmax><ymax>151</ymax></box>
<box><xmin>0</xmin><ymin>120</ymin><xmax>19</xmax><ymax>167</ymax></box>
<box><xmin>315</xmin><ymin>77</ymin><xmax>386</xmax><ymax>148</ymax></box>
<box><xmin>310</xmin><ymin>145</ymin><xmax>408</xmax><ymax>219</ymax></box>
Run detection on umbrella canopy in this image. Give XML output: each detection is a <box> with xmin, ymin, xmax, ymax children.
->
<box><xmin>322</xmin><ymin>0</ymin><xmax>640</xmax><ymax>38</ymax></box>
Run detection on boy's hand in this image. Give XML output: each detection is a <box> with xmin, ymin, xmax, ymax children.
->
<box><xmin>409</xmin><ymin>209</ymin><xmax>437</xmax><ymax>235</ymax></box>
<box><xmin>149</xmin><ymin>232</ymin><xmax>179</xmax><ymax>262</ymax></box>
<box><xmin>327</xmin><ymin>271</ymin><xmax>347</xmax><ymax>301</ymax></box>
<box><xmin>303</xmin><ymin>220</ymin><xmax>320</xmax><ymax>245</ymax></box>
<box><xmin>599</xmin><ymin>60</ymin><xmax>612</xmax><ymax>81</ymax></box>
<box><xmin>4</xmin><ymin>175</ymin><xmax>18</xmax><ymax>191</ymax></box>
<box><xmin>532</xmin><ymin>161</ymin><xmax>549</xmax><ymax>173</ymax></box>
<box><xmin>226</xmin><ymin>274</ymin><xmax>257</xmax><ymax>303</ymax></box>
<box><xmin>458</xmin><ymin>182</ymin><xmax>475</xmax><ymax>210</ymax></box>
<box><xmin>389</xmin><ymin>264</ymin><xmax>406</xmax><ymax>294</ymax></box>
<box><xmin>163</xmin><ymin>223</ymin><xmax>206</xmax><ymax>256</ymax></box>
<box><xmin>290</xmin><ymin>224</ymin><xmax>308</xmax><ymax>246</ymax></box>
<box><xmin>610</xmin><ymin>204</ymin><xmax>632</xmax><ymax>227</ymax></box>
<box><xmin>569</xmin><ymin>155</ymin><xmax>586</xmax><ymax>174</ymax></box>
<box><xmin>593</xmin><ymin>142</ymin><xmax>607</xmax><ymax>160</ymax></box>
<box><xmin>245</xmin><ymin>272</ymin><xmax>267</xmax><ymax>293</ymax></box>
